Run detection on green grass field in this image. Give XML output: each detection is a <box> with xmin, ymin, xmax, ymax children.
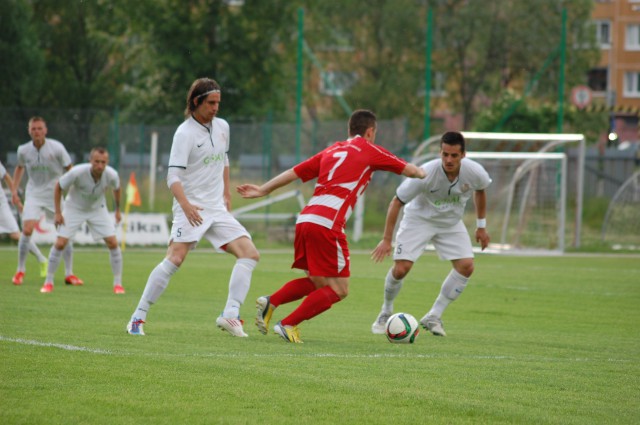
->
<box><xmin>1</xmin><ymin>247</ymin><xmax>639</xmax><ymax>425</ymax></box>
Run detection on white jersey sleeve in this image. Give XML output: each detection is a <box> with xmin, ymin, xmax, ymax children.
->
<box><xmin>168</xmin><ymin>127</ymin><xmax>194</xmax><ymax>169</ymax></box>
<box><xmin>396</xmin><ymin>164</ymin><xmax>429</xmax><ymax>204</ymax></box>
<box><xmin>0</xmin><ymin>161</ymin><xmax>6</xmax><ymax>179</ymax></box>
<box><xmin>463</xmin><ymin>159</ymin><xmax>492</xmax><ymax>190</ymax></box>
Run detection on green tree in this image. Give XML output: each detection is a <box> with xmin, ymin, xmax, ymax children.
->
<box><xmin>31</xmin><ymin>0</ymin><xmax>131</xmax><ymax>110</ymax></box>
<box><xmin>121</xmin><ymin>0</ymin><xmax>299</xmax><ymax>123</ymax></box>
<box><xmin>475</xmin><ymin>90</ymin><xmax>608</xmax><ymax>141</ymax></box>
<box><xmin>303</xmin><ymin>0</ymin><xmax>425</xmax><ymax>122</ymax></box>
<box><xmin>300</xmin><ymin>0</ymin><xmax>597</xmax><ymax>139</ymax></box>
<box><xmin>427</xmin><ymin>0</ymin><xmax>598</xmax><ymax>130</ymax></box>
<box><xmin>0</xmin><ymin>0</ymin><xmax>44</xmax><ymax>110</ymax></box>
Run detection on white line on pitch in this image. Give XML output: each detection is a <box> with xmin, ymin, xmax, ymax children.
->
<box><xmin>1</xmin><ymin>335</ymin><xmax>634</xmax><ymax>363</ymax></box>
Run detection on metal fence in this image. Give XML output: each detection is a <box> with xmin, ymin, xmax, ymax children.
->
<box><xmin>1</xmin><ymin>107</ymin><xmax>411</xmax><ymax>184</ymax></box>
<box><xmin>2</xmin><ymin>106</ymin><xmax>638</xmax><ymax>201</ymax></box>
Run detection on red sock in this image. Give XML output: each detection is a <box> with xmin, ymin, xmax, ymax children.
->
<box><xmin>281</xmin><ymin>286</ymin><xmax>341</xmax><ymax>326</ymax></box>
<box><xmin>270</xmin><ymin>277</ymin><xmax>316</xmax><ymax>307</ymax></box>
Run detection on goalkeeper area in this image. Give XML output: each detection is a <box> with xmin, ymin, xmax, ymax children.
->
<box><xmin>411</xmin><ymin>132</ymin><xmax>586</xmax><ymax>254</ymax></box>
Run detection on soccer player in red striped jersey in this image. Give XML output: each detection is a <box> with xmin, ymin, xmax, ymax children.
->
<box><xmin>237</xmin><ymin>109</ymin><xmax>425</xmax><ymax>343</ymax></box>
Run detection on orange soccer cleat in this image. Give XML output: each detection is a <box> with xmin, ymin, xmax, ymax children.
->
<box><xmin>12</xmin><ymin>271</ymin><xmax>25</xmax><ymax>285</ymax></box>
<box><xmin>64</xmin><ymin>275</ymin><xmax>84</xmax><ymax>286</ymax></box>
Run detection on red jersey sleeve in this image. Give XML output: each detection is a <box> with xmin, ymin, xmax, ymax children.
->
<box><xmin>364</xmin><ymin>141</ymin><xmax>407</xmax><ymax>174</ymax></box>
<box><xmin>293</xmin><ymin>152</ymin><xmax>323</xmax><ymax>182</ymax></box>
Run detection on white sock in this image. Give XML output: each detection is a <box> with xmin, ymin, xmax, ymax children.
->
<box><xmin>63</xmin><ymin>241</ymin><xmax>73</xmax><ymax>276</ymax></box>
<box><xmin>109</xmin><ymin>247</ymin><xmax>123</xmax><ymax>286</ymax></box>
<box><xmin>132</xmin><ymin>259</ymin><xmax>178</xmax><ymax>322</ymax></box>
<box><xmin>222</xmin><ymin>258</ymin><xmax>257</xmax><ymax>318</ymax></box>
<box><xmin>17</xmin><ymin>234</ymin><xmax>30</xmax><ymax>272</ymax></box>
<box><xmin>28</xmin><ymin>240</ymin><xmax>47</xmax><ymax>263</ymax></box>
<box><xmin>381</xmin><ymin>267</ymin><xmax>403</xmax><ymax>313</ymax></box>
<box><xmin>46</xmin><ymin>247</ymin><xmax>63</xmax><ymax>284</ymax></box>
<box><xmin>428</xmin><ymin>269</ymin><xmax>469</xmax><ymax>318</ymax></box>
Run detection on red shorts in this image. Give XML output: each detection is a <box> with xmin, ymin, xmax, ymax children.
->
<box><xmin>292</xmin><ymin>222</ymin><xmax>350</xmax><ymax>277</ymax></box>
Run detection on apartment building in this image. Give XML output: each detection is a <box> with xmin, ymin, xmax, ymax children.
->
<box><xmin>589</xmin><ymin>0</ymin><xmax>640</xmax><ymax>143</ymax></box>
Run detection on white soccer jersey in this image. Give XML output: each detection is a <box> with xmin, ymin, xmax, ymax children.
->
<box><xmin>167</xmin><ymin>116</ymin><xmax>230</xmax><ymax>212</ymax></box>
<box><xmin>58</xmin><ymin>163</ymin><xmax>120</xmax><ymax>211</ymax></box>
<box><xmin>0</xmin><ymin>160</ymin><xmax>9</xmax><ymax>207</ymax></box>
<box><xmin>16</xmin><ymin>138</ymin><xmax>72</xmax><ymax>202</ymax></box>
<box><xmin>0</xmin><ymin>161</ymin><xmax>20</xmax><ymax>233</ymax></box>
<box><xmin>397</xmin><ymin>158</ymin><xmax>492</xmax><ymax>227</ymax></box>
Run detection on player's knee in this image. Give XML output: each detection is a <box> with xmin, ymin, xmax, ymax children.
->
<box><xmin>105</xmin><ymin>238</ymin><xmax>118</xmax><ymax>250</ymax></box>
<box><xmin>333</xmin><ymin>286</ymin><xmax>348</xmax><ymax>299</ymax></box>
<box><xmin>455</xmin><ymin>261</ymin><xmax>474</xmax><ymax>277</ymax></box>
<box><xmin>54</xmin><ymin>238</ymin><xmax>68</xmax><ymax>251</ymax></box>
<box><xmin>166</xmin><ymin>251</ymin><xmax>186</xmax><ymax>267</ymax></box>
<box><xmin>246</xmin><ymin>247</ymin><xmax>260</xmax><ymax>262</ymax></box>
<box><xmin>392</xmin><ymin>263</ymin><xmax>412</xmax><ymax>280</ymax></box>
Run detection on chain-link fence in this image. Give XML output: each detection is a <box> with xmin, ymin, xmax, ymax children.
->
<box><xmin>1</xmin><ymin>107</ymin><xmax>412</xmax><ymax>184</ymax></box>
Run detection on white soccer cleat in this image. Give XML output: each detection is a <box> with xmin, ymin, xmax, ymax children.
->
<box><xmin>371</xmin><ymin>311</ymin><xmax>392</xmax><ymax>334</ymax></box>
<box><xmin>420</xmin><ymin>315</ymin><xmax>447</xmax><ymax>337</ymax></box>
<box><xmin>127</xmin><ymin>318</ymin><xmax>145</xmax><ymax>336</ymax></box>
<box><xmin>216</xmin><ymin>316</ymin><xmax>248</xmax><ymax>337</ymax></box>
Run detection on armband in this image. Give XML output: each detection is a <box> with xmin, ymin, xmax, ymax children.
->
<box><xmin>476</xmin><ymin>218</ymin><xmax>486</xmax><ymax>229</ymax></box>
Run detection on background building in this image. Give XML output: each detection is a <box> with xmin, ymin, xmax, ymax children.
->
<box><xmin>589</xmin><ymin>0</ymin><xmax>640</xmax><ymax>145</ymax></box>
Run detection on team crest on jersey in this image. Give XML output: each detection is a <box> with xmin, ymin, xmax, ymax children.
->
<box><xmin>460</xmin><ymin>183</ymin><xmax>471</xmax><ymax>192</ymax></box>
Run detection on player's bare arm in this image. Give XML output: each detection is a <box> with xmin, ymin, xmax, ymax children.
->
<box><xmin>401</xmin><ymin>163</ymin><xmax>426</xmax><ymax>179</ymax></box>
<box><xmin>113</xmin><ymin>187</ymin><xmax>122</xmax><ymax>224</ymax></box>
<box><xmin>53</xmin><ymin>182</ymin><xmax>65</xmax><ymax>227</ymax></box>
<box><xmin>237</xmin><ymin>168</ymin><xmax>299</xmax><ymax>199</ymax></box>
<box><xmin>11</xmin><ymin>165</ymin><xmax>25</xmax><ymax>211</ymax></box>
<box><xmin>474</xmin><ymin>189</ymin><xmax>489</xmax><ymax>250</ymax></box>
<box><xmin>371</xmin><ymin>196</ymin><xmax>404</xmax><ymax>263</ymax></box>
<box><xmin>223</xmin><ymin>165</ymin><xmax>232</xmax><ymax>211</ymax></box>
<box><xmin>170</xmin><ymin>181</ymin><xmax>203</xmax><ymax>226</ymax></box>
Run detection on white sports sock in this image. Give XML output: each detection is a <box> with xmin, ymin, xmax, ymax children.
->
<box><xmin>428</xmin><ymin>269</ymin><xmax>469</xmax><ymax>318</ymax></box>
<box><xmin>28</xmin><ymin>240</ymin><xmax>47</xmax><ymax>263</ymax></box>
<box><xmin>222</xmin><ymin>258</ymin><xmax>257</xmax><ymax>318</ymax></box>
<box><xmin>17</xmin><ymin>234</ymin><xmax>30</xmax><ymax>272</ymax></box>
<box><xmin>132</xmin><ymin>259</ymin><xmax>178</xmax><ymax>322</ymax></box>
<box><xmin>109</xmin><ymin>247</ymin><xmax>123</xmax><ymax>285</ymax></box>
<box><xmin>381</xmin><ymin>267</ymin><xmax>403</xmax><ymax>313</ymax></box>
<box><xmin>63</xmin><ymin>241</ymin><xmax>73</xmax><ymax>276</ymax></box>
<box><xmin>46</xmin><ymin>248</ymin><xmax>63</xmax><ymax>283</ymax></box>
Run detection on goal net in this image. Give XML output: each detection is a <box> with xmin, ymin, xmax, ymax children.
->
<box><xmin>411</xmin><ymin>132</ymin><xmax>586</xmax><ymax>253</ymax></box>
<box><xmin>602</xmin><ymin>170</ymin><xmax>640</xmax><ymax>250</ymax></box>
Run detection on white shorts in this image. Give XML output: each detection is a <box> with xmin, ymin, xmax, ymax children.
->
<box><xmin>393</xmin><ymin>216</ymin><xmax>473</xmax><ymax>262</ymax></box>
<box><xmin>56</xmin><ymin>205</ymin><xmax>116</xmax><ymax>240</ymax></box>
<box><xmin>170</xmin><ymin>208</ymin><xmax>250</xmax><ymax>250</ymax></box>
<box><xmin>0</xmin><ymin>198</ymin><xmax>19</xmax><ymax>234</ymax></box>
<box><xmin>22</xmin><ymin>196</ymin><xmax>57</xmax><ymax>222</ymax></box>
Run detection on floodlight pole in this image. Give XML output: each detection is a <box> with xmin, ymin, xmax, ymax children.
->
<box><xmin>557</xmin><ymin>8</ymin><xmax>567</xmax><ymax>133</ymax></box>
<box><xmin>423</xmin><ymin>7</ymin><xmax>433</xmax><ymax>141</ymax></box>
<box><xmin>295</xmin><ymin>7</ymin><xmax>304</xmax><ymax>163</ymax></box>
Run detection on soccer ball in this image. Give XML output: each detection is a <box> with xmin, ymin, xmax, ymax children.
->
<box><xmin>385</xmin><ymin>312</ymin><xmax>419</xmax><ymax>344</ymax></box>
